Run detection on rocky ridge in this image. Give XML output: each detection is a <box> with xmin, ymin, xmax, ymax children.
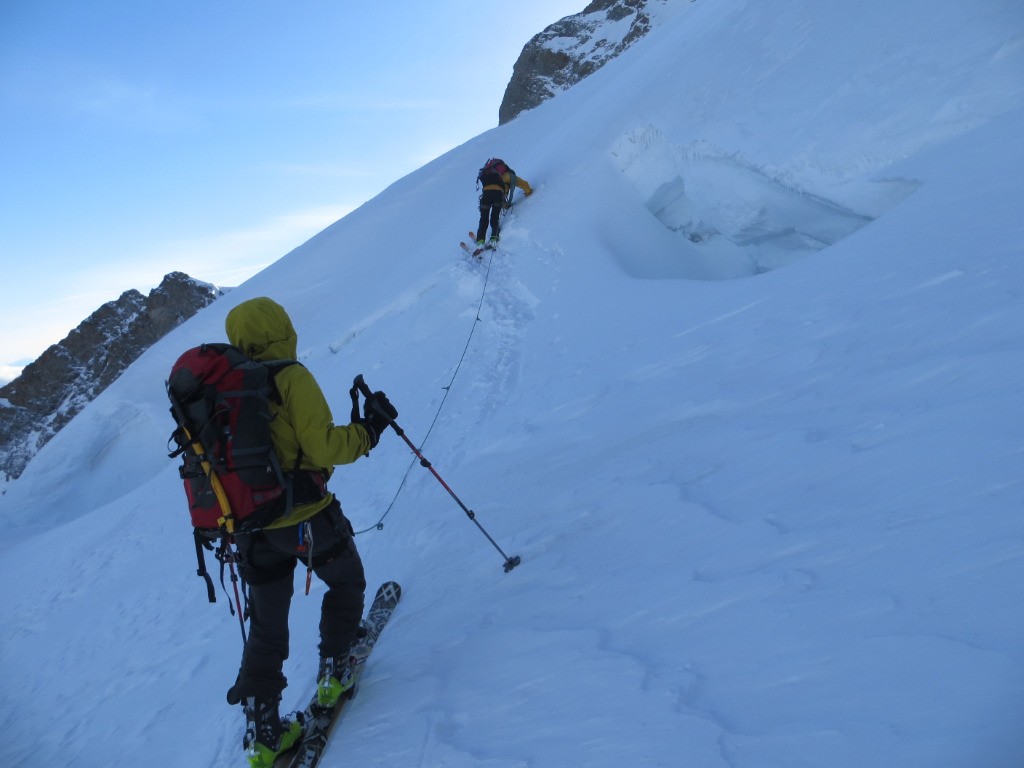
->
<box><xmin>499</xmin><ymin>0</ymin><xmax>678</xmax><ymax>124</ymax></box>
<box><xmin>0</xmin><ymin>272</ymin><xmax>222</xmax><ymax>486</ymax></box>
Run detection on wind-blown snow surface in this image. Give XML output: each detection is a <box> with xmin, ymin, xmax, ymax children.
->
<box><xmin>3</xmin><ymin>1</ymin><xmax>1024</xmax><ymax>766</ymax></box>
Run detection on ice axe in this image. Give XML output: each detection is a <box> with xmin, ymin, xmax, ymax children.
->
<box><xmin>352</xmin><ymin>374</ymin><xmax>522</xmax><ymax>573</ymax></box>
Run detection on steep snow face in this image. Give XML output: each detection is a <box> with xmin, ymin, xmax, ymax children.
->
<box><xmin>2</xmin><ymin>1</ymin><xmax>1024</xmax><ymax>767</ymax></box>
<box><xmin>587</xmin><ymin>1</ymin><xmax>1021</xmax><ymax>279</ymax></box>
<box><xmin>505</xmin><ymin>0</ymin><xmax>1023</xmax><ymax>280</ymax></box>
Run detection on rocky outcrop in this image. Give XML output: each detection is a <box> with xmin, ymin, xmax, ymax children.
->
<box><xmin>0</xmin><ymin>272</ymin><xmax>222</xmax><ymax>484</ymax></box>
<box><xmin>499</xmin><ymin>0</ymin><xmax>666</xmax><ymax>124</ymax></box>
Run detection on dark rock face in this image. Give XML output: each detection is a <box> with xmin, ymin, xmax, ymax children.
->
<box><xmin>499</xmin><ymin>0</ymin><xmax>658</xmax><ymax>124</ymax></box>
<box><xmin>0</xmin><ymin>272</ymin><xmax>222</xmax><ymax>483</ymax></box>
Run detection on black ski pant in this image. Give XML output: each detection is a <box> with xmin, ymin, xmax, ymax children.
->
<box><xmin>227</xmin><ymin>498</ymin><xmax>366</xmax><ymax>702</ymax></box>
<box><xmin>476</xmin><ymin>188</ymin><xmax>505</xmax><ymax>242</ymax></box>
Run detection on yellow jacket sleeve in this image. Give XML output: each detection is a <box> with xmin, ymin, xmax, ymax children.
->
<box><xmin>500</xmin><ymin>171</ymin><xmax>532</xmax><ymax>196</ymax></box>
<box><xmin>271</xmin><ymin>364</ymin><xmax>373</xmax><ymax>474</ymax></box>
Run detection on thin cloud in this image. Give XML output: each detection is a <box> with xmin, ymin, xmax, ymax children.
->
<box><xmin>272</xmin><ymin>92</ymin><xmax>441</xmax><ymax>112</ymax></box>
<box><xmin>269</xmin><ymin>163</ymin><xmax>378</xmax><ymax>179</ymax></box>
<box><xmin>144</xmin><ymin>204</ymin><xmax>353</xmax><ymax>285</ymax></box>
<box><xmin>0</xmin><ymin>205</ymin><xmax>351</xmax><ymax>365</ymax></box>
<box><xmin>0</xmin><ymin>364</ymin><xmax>25</xmax><ymax>387</ymax></box>
<box><xmin>69</xmin><ymin>77</ymin><xmax>199</xmax><ymax>130</ymax></box>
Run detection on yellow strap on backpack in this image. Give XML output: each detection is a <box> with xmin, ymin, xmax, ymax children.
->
<box><xmin>183</xmin><ymin>426</ymin><xmax>236</xmax><ymax>534</ymax></box>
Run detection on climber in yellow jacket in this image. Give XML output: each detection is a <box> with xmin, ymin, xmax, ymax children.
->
<box><xmin>223</xmin><ymin>296</ymin><xmax>397</xmax><ymax>767</ymax></box>
<box><xmin>475</xmin><ymin>158</ymin><xmax>532</xmax><ymax>246</ymax></box>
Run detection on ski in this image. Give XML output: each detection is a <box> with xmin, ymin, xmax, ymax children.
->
<box><xmin>459</xmin><ymin>230</ymin><xmax>497</xmax><ymax>258</ymax></box>
<box><xmin>273</xmin><ymin>581</ymin><xmax>403</xmax><ymax>768</ymax></box>
<box><xmin>460</xmin><ymin>240</ymin><xmax>484</xmax><ymax>258</ymax></box>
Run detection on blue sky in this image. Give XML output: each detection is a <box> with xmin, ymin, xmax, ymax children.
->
<box><xmin>0</xmin><ymin>0</ymin><xmax>583</xmax><ymax>382</ymax></box>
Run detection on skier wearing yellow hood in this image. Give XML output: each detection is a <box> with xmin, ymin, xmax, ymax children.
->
<box><xmin>222</xmin><ymin>297</ymin><xmax>397</xmax><ymax>768</ymax></box>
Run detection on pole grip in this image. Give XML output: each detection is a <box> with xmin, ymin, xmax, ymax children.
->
<box><xmin>352</xmin><ymin>374</ymin><xmax>372</xmax><ymax>399</ymax></box>
<box><xmin>353</xmin><ymin>374</ymin><xmax>398</xmax><ymax>422</ymax></box>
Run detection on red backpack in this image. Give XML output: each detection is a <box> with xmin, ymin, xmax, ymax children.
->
<box><xmin>477</xmin><ymin>157</ymin><xmax>510</xmax><ymax>186</ymax></box>
<box><xmin>166</xmin><ymin>343</ymin><xmax>297</xmax><ymax>535</ymax></box>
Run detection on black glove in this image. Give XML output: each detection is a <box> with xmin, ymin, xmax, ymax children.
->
<box><xmin>361</xmin><ymin>391</ymin><xmax>397</xmax><ymax>447</ymax></box>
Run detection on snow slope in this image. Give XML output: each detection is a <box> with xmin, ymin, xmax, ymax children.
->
<box><xmin>2</xmin><ymin>1</ymin><xmax>1024</xmax><ymax>766</ymax></box>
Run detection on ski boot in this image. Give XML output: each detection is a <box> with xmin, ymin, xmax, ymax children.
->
<box><xmin>242</xmin><ymin>695</ymin><xmax>301</xmax><ymax>768</ymax></box>
<box><xmin>316</xmin><ymin>653</ymin><xmax>356</xmax><ymax>708</ymax></box>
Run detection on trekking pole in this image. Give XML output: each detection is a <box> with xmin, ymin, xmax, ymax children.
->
<box><xmin>209</xmin><ymin>536</ymin><xmax>248</xmax><ymax>644</ymax></box>
<box><xmin>223</xmin><ymin>543</ymin><xmax>248</xmax><ymax>644</ymax></box>
<box><xmin>353</xmin><ymin>375</ymin><xmax>522</xmax><ymax>573</ymax></box>
<box><xmin>199</xmin><ymin>466</ymin><xmax>248</xmax><ymax>643</ymax></box>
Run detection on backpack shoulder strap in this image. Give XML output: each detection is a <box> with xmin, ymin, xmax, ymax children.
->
<box><xmin>260</xmin><ymin>359</ymin><xmax>302</xmax><ymax>404</ymax></box>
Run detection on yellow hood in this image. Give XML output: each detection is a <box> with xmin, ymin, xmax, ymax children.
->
<box><xmin>225</xmin><ymin>297</ymin><xmax>298</xmax><ymax>361</ymax></box>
